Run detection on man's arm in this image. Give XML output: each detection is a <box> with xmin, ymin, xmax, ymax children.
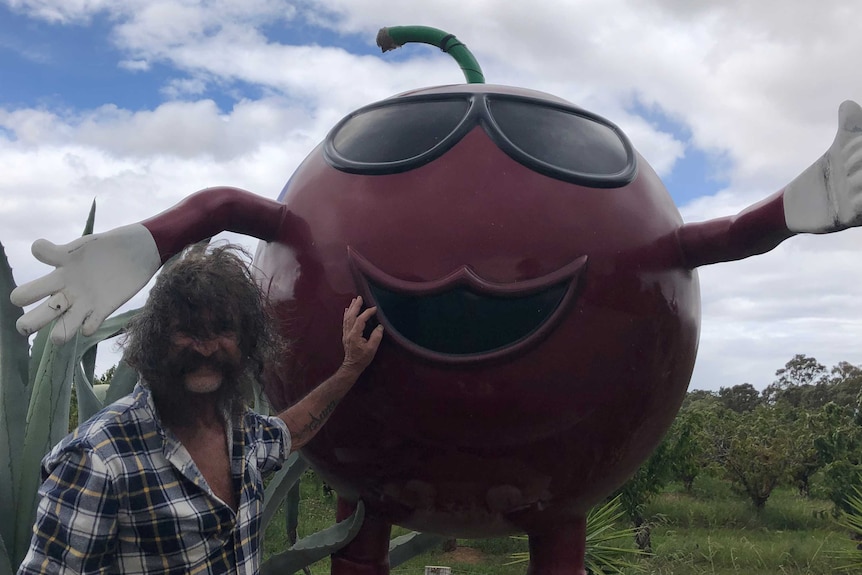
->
<box><xmin>18</xmin><ymin>450</ymin><xmax>118</xmax><ymax>575</ymax></box>
<box><xmin>278</xmin><ymin>296</ymin><xmax>384</xmax><ymax>451</ymax></box>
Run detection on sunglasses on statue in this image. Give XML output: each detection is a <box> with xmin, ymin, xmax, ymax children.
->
<box><xmin>324</xmin><ymin>92</ymin><xmax>638</xmax><ymax>188</ymax></box>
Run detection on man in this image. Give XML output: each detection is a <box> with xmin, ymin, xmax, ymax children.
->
<box><xmin>17</xmin><ymin>244</ymin><xmax>384</xmax><ymax>575</ymax></box>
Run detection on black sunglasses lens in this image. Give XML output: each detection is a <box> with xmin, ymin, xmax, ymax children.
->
<box><xmin>331</xmin><ymin>99</ymin><xmax>469</xmax><ymax>164</ymax></box>
<box><xmin>489</xmin><ymin>99</ymin><xmax>632</xmax><ymax>179</ymax></box>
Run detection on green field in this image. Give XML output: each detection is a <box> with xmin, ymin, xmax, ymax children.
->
<box><xmin>263</xmin><ymin>472</ymin><xmax>860</xmax><ymax>575</ymax></box>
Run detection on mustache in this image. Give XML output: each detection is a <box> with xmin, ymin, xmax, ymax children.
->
<box><xmin>148</xmin><ymin>347</ymin><xmax>249</xmax><ymax>428</ymax></box>
<box><xmin>171</xmin><ymin>347</ymin><xmax>242</xmax><ymax>376</ymax></box>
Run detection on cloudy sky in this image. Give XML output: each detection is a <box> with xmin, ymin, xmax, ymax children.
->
<box><xmin>1</xmin><ymin>0</ymin><xmax>861</xmax><ymax>392</ymax></box>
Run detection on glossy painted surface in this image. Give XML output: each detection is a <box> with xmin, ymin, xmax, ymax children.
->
<box><xmin>254</xmin><ymin>84</ymin><xmax>701</xmax><ymax>536</ymax></box>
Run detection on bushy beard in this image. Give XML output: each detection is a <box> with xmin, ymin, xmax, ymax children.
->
<box><xmin>147</xmin><ymin>348</ymin><xmax>249</xmax><ymax>429</ymax></box>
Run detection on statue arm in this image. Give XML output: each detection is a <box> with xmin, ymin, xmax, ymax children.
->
<box><xmin>142</xmin><ymin>186</ymin><xmax>287</xmax><ymax>262</ymax></box>
<box><xmin>677</xmin><ymin>100</ymin><xmax>862</xmax><ymax>269</ymax></box>
<box><xmin>676</xmin><ymin>191</ymin><xmax>793</xmax><ymax>268</ymax></box>
<box><xmin>11</xmin><ymin>187</ymin><xmax>286</xmax><ymax>343</ymax></box>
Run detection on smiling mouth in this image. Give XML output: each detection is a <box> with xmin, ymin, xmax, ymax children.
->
<box><xmin>348</xmin><ymin>248</ymin><xmax>588</xmax><ymax>363</ymax></box>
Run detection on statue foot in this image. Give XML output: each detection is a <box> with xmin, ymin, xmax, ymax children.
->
<box><xmin>331</xmin><ymin>498</ymin><xmax>392</xmax><ymax>575</ymax></box>
<box><xmin>526</xmin><ymin>517</ymin><xmax>587</xmax><ymax>575</ymax></box>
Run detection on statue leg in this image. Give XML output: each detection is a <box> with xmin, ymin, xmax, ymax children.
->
<box><xmin>331</xmin><ymin>498</ymin><xmax>392</xmax><ymax>575</ymax></box>
<box><xmin>526</xmin><ymin>517</ymin><xmax>587</xmax><ymax>575</ymax></box>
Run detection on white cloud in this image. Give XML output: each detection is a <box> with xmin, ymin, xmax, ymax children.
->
<box><xmin>0</xmin><ymin>98</ymin><xmax>320</xmax><ymax>161</ymax></box>
<box><xmin>4</xmin><ymin>0</ymin><xmax>114</xmax><ymax>24</ymax></box>
<box><xmin>118</xmin><ymin>59</ymin><xmax>150</xmax><ymax>71</ymax></box>
<box><xmin>615</xmin><ymin>114</ymin><xmax>685</xmax><ymax>178</ymax></box>
<box><xmin>689</xmin><ymin>228</ymin><xmax>862</xmax><ymax>390</ymax></box>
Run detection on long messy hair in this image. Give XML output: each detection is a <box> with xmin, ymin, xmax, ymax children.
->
<box><xmin>122</xmin><ymin>243</ymin><xmax>283</xmax><ymax>416</ymax></box>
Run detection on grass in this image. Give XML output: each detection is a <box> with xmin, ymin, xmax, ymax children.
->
<box><xmin>263</xmin><ymin>473</ymin><xmax>861</xmax><ymax>574</ymax></box>
<box><xmin>646</xmin><ymin>527</ymin><xmax>846</xmax><ymax>574</ymax></box>
<box><xmin>640</xmin><ymin>477</ymin><xmax>857</xmax><ymax>574</ymax></box>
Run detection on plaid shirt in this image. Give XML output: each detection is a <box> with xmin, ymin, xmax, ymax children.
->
<box><xmin>18</xmin><ymin>384</ymin><xmax>290</xmax><ymax>575</ymax></box>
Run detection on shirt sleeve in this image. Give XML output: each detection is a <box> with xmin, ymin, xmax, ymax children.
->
<box><xmin>17</xmin><ymin>448</ymin><xmax>119</xmax><ymax>575</ymax></box>
<box><xmin>250</xmin><ymin>414</ymin><xmax>292</xmax><ymax>474</ymax></box>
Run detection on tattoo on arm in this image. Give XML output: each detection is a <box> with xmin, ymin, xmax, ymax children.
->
<box><xmin>294</xmin><ymin>400</ymin><xmax>338</xmax><ymax>442</ymax></box>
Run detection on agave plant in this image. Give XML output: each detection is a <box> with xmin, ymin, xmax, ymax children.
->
<box><xmin>833</xmin><ymin>486</ymin><xmax>862</xmax><ymax>571</ymax></box>
<box><xmin>507</xmin><ymin>496</ymin><xmax>648</xmax><ymax>574</ymax></box>
<box><xmin>0</xmin><ymin>203</ymin><xmax>141</xmax><ymax>574</ymax></box>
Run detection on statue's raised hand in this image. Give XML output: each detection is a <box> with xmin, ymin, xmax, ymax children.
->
<box><xmin>10</xmin><ymin>223</ymin><xmax>161</xmax><ymax>344</ymax></box>
<box><xmin>784</xmin><ymin>100</ymin><xmax>862</xmax><ymax>233</ymax></box>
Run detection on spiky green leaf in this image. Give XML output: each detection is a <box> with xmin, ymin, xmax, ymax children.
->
<box><xmin>389</xmin><ymin>532</ymin><xmax>447</xmax><ymax>568</ymax></box>
<box><xmin>27</xmin><ymin>329</ymin><xmax>48</xmax><ymax>390</ymax></box>
<box><xmin>0</xmin><ymin>241</ymin><xmax>31</xmax><ymax>560</ymax></box>
<box><xmin>73</xmin><ymin>362</ymin><xmax>103</xmax><ymax>424</ymax></box>
<box><xmin>285</xmin><ymin>482</ymin><xmax>300</xmax><ymax>545</ymax></box>
<box><xmin>0</xmin><ymin>530</ymin><xmax>14</xmax><ymax>575</ymax></box>
<box><xmin>14</xmin><ymin>330</ymin><xmax>77</xmax><ymax>565</ymax></box>
<box><xmin>76</xmin><ymin>309</ymin><xmax>139</xmax><ymax>352</ymax></box>
<box><xmin>259</xmin><ymin>501</ymin><xmax>365</xmax><ymax>575</ymax></box>
<box><xmin>71</xmin><ymin>308</ymin><xmax>140</xmax><ymax>423</ymax></box>
<box><xmin>81</xmin><ymin>346</ymin><xmax>97</xmax><ymax>389</ymax></box>
<box><xmin>262</xmin><ymin>452</ymin><xmax>309</xmax><ymax>530</ymax></box>
<box><xmin>82</xmin><ymin>200</ymin><xmax>96</xmax><ymax>237</ymax></box>
<box><xmin>72</xmin><ymin>198</ymin><xmax>100</xmax><ymax>416</ymax></box>
<box><xmin>103</xmin><ymin>361</ymin><xmax>138</xmax><ymax>404</ymax></box>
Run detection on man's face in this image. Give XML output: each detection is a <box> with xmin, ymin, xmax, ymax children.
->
<box><xmin>167</xmin><ymin>330</ymin><xmax>243</xmax><ymax>394</ymax></box>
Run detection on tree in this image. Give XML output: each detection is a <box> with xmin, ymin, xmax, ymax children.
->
<box><xmin>664</xmin><ymin>407</ymin><xmax>710</xmax><ymax>492</ymax></box>
<box><xmin>96</xmin><ymin>365</ymin><xmax>117</xmax><ymax>386</ymax></box>
<box><xmin>783</xmin><ymin>404</ymin><xmax>839</xmax><ymax>497</ymax></box>
<box><xmin>830</xmin><ymin>361</ymin><xmax>862</xmax><ymax>384</ymax></box>
<box><xmin>706</xmin><ymin>405</ymin><xmax>793</xmax><ymax>510</ymax></box>
<box><xmin>718</xmin><ymin>383</ymin><xmax>761</xmax><ymax>413</ymax></box>
<box><xmin>823</xmin><ymin>460</ymin><xmax>862</xmax><ymax>516</ymax></box>
<box><xmin>814</xmin><ymin>401</ymin><xmax>862</xmax><ymax>515</ymax></box>
<box><xmin>826</xmin><ymin>361</ymin><xmax>862</xmax><ymax>413</ymax></box>
<box><xmin>775</xmin><ymin>354</ymin><xmax>828</xmax><ymax>387</ymax></box>
<box><xmin>680</xmin><ymin>389</ymin><xmax>718</xmax><ymax>410</ymax></box>
<box><xmin>762</xmin><ymin>354</ymin><xmax>828</xmax><ymax>407</ymax></box>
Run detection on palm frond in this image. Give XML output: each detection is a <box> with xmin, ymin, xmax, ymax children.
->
<box><xmin>832</xmin><ymin>486</ymin><xmax>862</xmax><ymax>571</ymax></box>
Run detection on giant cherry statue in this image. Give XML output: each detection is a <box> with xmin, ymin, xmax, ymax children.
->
<box><xmin>12</xmin><ymin>26</ymin><xmax>862</xmax><ymax>575</ymax></box>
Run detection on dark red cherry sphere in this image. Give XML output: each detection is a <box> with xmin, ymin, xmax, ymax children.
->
<box><xmin>255</xmin><ymin>83</ymin><xmax>699</xmax><ymax>535</ymax></box>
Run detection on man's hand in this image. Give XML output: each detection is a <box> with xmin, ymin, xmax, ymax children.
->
<box><xmin>10</xmin><ymin>223</ymin><xmax>161</xmax><ymax>344</ymax></box>
<box><xmin>784</xmin><ymin>100</ymin><xmax>862</xmax><ymax>233</ymax></box>
<box><xmin>340</xmin><ymin>296</ymin><xmax>384</xmax><ymax>374</ymax></box>
<box><xmin>279</xmin><ymin>296</ymin><xmax>383</xmax><ymax>451</ymax></box>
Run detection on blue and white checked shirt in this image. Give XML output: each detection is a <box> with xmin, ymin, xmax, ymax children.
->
<box><xmin>18</xmin><ymin>383</ymin><xmax>291</xmax><ymax>575</ymax></box>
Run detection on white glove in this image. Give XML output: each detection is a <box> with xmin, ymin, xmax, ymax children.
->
<box><xmin>10</xmin><ymin>223</ymin><xmax>161</xmax><ymax>344</ymax></box>
<box><xmin>784</xmin><ymin>100</ymin><xmax>862</xmax><ymax>233</ymax></box>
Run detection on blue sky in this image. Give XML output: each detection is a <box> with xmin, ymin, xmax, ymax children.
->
<box><xmin>0</xmin><ymin>9</ymin><xmax>139</xmax><ymax>108</ymax></box>
<box><xmin>627</xmin><ymin>99</ymin><xmax>728</xmax><ymax>203</ymax></box>
<box><xmin>2</xmin><ymin>0</ymin><xmax>861</xmax><ymax>392</ymax></box>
